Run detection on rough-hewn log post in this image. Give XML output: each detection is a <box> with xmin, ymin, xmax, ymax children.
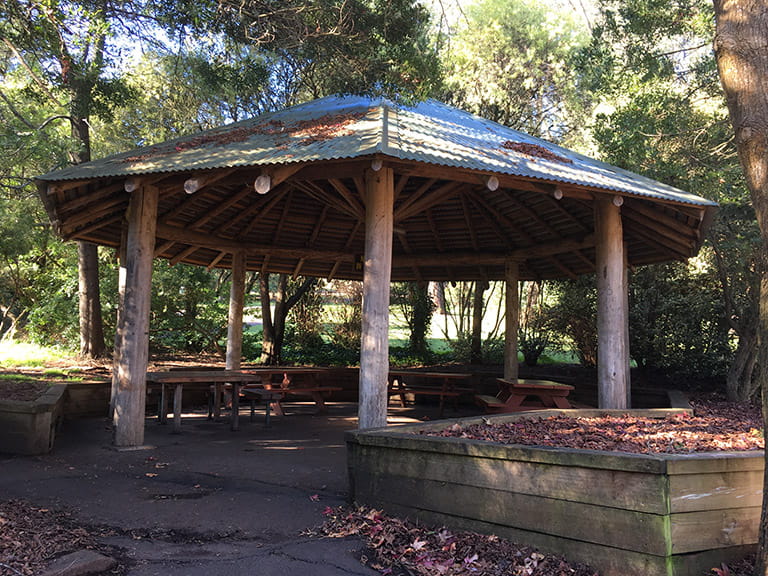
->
<box><xmin>624</xmin><ymin>247</ymin><xmax>632</xmax><ymax>407</ymax></box>
<box><xmin>504</xmin><ymin>260</ymin><xmax>520</xmax><ymax>380</ymax></box>
<box><xmin>113</xmin><ymin>184</ymin><xmax>157</xmax><ymax>447</ymax></box>
<box><xmin>226</xmin><ymin>251</ymin><xmax>246</xmax><ymax>370</ymax></box>
<box><xmin>595</xmin><ymin>196</ymin><xmax>628</xmax><ymax>409</ymax></box>
<box><xmin>226</xmin><ymin>251</ymin><xmax>246</xmax><ymax>431</ymax></box>
<box><xmin>358</xmin><ymin>167</ymin><xmax>394</xmax><ymax>429</ymax></box>
<box><xmin>110</xmin><ymin>223</ymin><xmax>128</xmax><ymax>419</ymax></box>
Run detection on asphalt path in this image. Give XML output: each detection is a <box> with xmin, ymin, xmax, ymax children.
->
<box><xmin>0</xmin><ymin>403</ymin><xmax>398</xmax><ymax>575</ymax></box>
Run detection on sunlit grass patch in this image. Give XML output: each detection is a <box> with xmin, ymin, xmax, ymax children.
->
<box><xmin>0</xmin><ymin>341</ymin><xmax>72</xmax><ymax>368</ymax></box>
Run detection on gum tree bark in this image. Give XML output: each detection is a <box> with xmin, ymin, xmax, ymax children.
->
<box><xmin>712</xmin><ymin>1</ymin><xmax>768</xmax><ymax>572</ymax></box>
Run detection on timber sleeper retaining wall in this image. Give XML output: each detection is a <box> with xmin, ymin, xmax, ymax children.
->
<box><xmin>346</xmin><ymin>409</ymin><xmax>762</xmax><ymax>576</ymax></box>
<box><xmin>0</xmin><ymin>383</ymin><xmax>67</xmax><ymax>455</ymax></box>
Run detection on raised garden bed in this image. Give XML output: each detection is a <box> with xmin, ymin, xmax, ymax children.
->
<box><xmin>0</xmin><ymin>381</ymin><xmax>67</xmax><ymax>455</ymax></box>
<box><xmin>346</xmin><ymin>408</ymin><xmax>763</xmax><ymax>576</ymax></box>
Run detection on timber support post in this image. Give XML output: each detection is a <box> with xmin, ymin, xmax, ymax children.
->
<box><xmin>504</xmin><ymin>260</ymin><xmax>520</xmax><ymax>380</ymax></box>
<box><xmin>113</xmin><ymin>184</ymin><xmax>158</xmax><ymax>447</ymax></box>
<box><xmin>226</xmin><ymin>251</ymin><xmax>246</xmax><ymax>431</ymax></box>
<box><xmin>595</xmin><ymin>195</ymin><xmax>629</xmax><ymax>409</ymax></box>
<box><xmin>358</xmin><ymin>167</ymin><xmax>394</xmax><ymax>429</ymax></box>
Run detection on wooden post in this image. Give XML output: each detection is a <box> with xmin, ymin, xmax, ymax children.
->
<box><xmin>227</xmin><ymin>251</ymin><xmax>246</xmax><ymax>431</ymax></box>
<box><xmin>113</xmin><ymin>185</ymin><xmax>158</xmax><ymax>447</ymax></box>
<box><xmin>358</xmin><ymin>167</ymin><xmax>394</xmax><ymax>429</ymax></box>
<box><xmin>504</xmin><ymin>260</ymin><xmax>520</xmax><ymax>380</ymax></box>
<box><xmin>595</xmin><ymin>196</ymin><xmax>628</xmax><ymax>409</ymax></box>
<box><xmin>624</xmin><ymin>246</ymin><xmax>632</xmax><ymax>407</ymax></box>
<box><xmin>110</xmin><ymin>222</ymin><xmax>128</xmax><ymax>419</ymax></box>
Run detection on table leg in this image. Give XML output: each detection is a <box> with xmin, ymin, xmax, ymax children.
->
<box><xmin>552</xmin><ymin>395</ymin><xmax>572</xmax><ymax>409</ymax></box>
<box><xmin>230</xmin><ymin>382</ymin><xmax>240</xmax><ymax>431</ymax></box>
<box><xmin>213</xmin><ymin>383</ymin><xmax>222</xmax><ymax>421</ymax></box>
<box><xmin>158</xmin><ymin>384</ymin><xmax>167</xmax><ymax>424</ymax></box>
<box><xmin>311</xmin><ymin>391</ymin><xmax>327</xmax><ymax>413</ymax></box>
<box><xmin>172</xmin><ymin>383</ymin><xmax>183</xmax><ymax>433</ymax></box>
<box><xmin>438</xmin><ymin>379</ymin><xmax>447</xmax><ymax>418</ymax></box>
<box><xmin>264</xmin><ymin>397</ymin><xmax>272</xmax><ymax>427</ymax></box>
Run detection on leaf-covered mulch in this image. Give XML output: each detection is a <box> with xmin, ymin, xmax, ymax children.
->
<box><xmin>319</xmin><ymin>506</ymin><xmax>598</xmax><ymax>576</ymax></box>
<box><xmin>421</xmin><ymin>401</ymin><xmax>763</xmax><ymax>454</ymax></box>
<box><xmin>0</xmin><ymin>500</ymin><xmax>102</xmax><ymax>576</ymax></box>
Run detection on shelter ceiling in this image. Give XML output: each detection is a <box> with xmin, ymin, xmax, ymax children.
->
<box><xmin>42</xmin><ymin>156</ymin><xmax>711</xmax><ymax>282</ymax></box>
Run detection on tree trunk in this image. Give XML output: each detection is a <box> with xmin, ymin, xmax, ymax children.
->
<box><xmin>470</xmin><ymin>281</ymin><xmax>488</xmax><ymax>364</ymax></box>
<box><xmin>260</xmin><ymin>274</ymin><xmax>278</xmax><ymax>365</ymax></box>
<box><xmin>71</xmin><ymin>71</ymin><xmax>106</xmax><ymax>359</ymax></box>
<box><xmin>259</xmin><ymin>272</ymin><xmax>316</xmax><ymax>365</ymax></box>
<box><xmin>712</xmin><ymin>1</ymin><xmax>768</xmax><ymax>572</ymax></box>
<box><xmin>78</xmin><ymin>242</ymin><xmax>106</xmax><ymax>358</ymax></box>
<box><xmin>726</xmin><ymin>324</ymin><xmax>758</xmax><ymax>402</ymax></box>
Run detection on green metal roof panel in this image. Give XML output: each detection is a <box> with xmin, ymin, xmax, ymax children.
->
<box><xmin>38</xmin><ymin>94</ymin><xmax>716</xmax><ymax>208</ymax></box>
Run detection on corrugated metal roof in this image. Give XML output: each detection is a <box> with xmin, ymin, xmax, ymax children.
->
<box><xmin>38</xmin><ymin>94</ymin><xmax>716</xmax><ymax>208</ymax></box>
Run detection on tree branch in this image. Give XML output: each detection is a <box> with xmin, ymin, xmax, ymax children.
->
<box><xmin>1</xmin><ymin>38</ymin><xmax>64</xmax><ymax>108</ymax></box>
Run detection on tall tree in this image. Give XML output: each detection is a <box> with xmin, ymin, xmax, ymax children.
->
<box><xmin>441</xmin><ymin>0</ymin><xmax>591</xmax><ymax>142</ymax></box>
<box><xmin>584</xmin><ymin>0</ymin><xmax>762</xmax><ymax>398</ymax></box>
<box><xmin>0</xmin><ymin>0</ymin><xmax>217</xmax><ymax>357</ymax></box>
<box><xmin>711</xmin><ymin>2</ymin><xmax>768</xmax><ymax>573</ymax></box>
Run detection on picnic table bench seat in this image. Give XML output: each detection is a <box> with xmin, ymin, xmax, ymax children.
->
<box><xmin>387</xmin><ymin>371</ymin><xmax>473</xmax><ymax>417</ymax></box>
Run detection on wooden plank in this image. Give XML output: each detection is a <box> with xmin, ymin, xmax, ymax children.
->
<box><xmin>353</xmin><ymin>469</ymin><xmax>670</xmax><ymax>555</ymax></box>
<box><xmin>113</xmin><ymin>184</ymin><xmax>158</xmax><ymax>447</ymax></box>
<box><xmin>362</xmin><ymin>445</ymin><xmax>670</xmax><ymax>514</ymax></box>
<box><xmin>595</xmin><ymin>196</ymin><xmax>628</xmax><ymax>409</ymax></box>
<box><xmin>666</xmin><ymin>452</ymin><xmax>764</xmax><ymax>475</ymax></box>
<box><xmin>358</xmin><ymin>167</ymin><xmax>394</xmax><ymax>429</ymax></box>
<box><xmin>670</xmin><ymin>506</ymin><xmax>760</xmax><ymax>553</ymax></box>
<box><xmin>670</xmin><ymin>469</ymin><xmax>763</xmax><ymax>513</ymax></box>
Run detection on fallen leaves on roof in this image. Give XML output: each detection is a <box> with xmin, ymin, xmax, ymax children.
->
<box><xmin>502</xmin><ymin>141</ymin><xmax>573</xmax><ymax>164</ymax></box>
<box><xmin>122</xmin><ymin>111</ymin><xmax>368</xmax><ymax>163</ymax></box>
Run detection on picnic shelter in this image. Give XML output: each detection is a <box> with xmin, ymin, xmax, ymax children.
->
<box><xmin>35</xmin><ymin>94</ymin><xmax>717</xmax><ymax>447</ymax></box>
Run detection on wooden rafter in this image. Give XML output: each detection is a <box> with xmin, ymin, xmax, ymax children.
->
<box><xmin>622</xmin><ymin>209</ymin><xmax>695</xmax><ymax>252</ymax></box>
<box><xmin>186</xmin><ymin>183</ymin><xmax>253</xmax><ymax>230</ymax></box>
<box><xmin>504</xmin><ymin>195</ymin><xmax>562</xmax><ymax>239</ymax></box>
<box><xmin>624</xmin><ymin>199</ymin><xmax>699</xmax><ymax>240</ymax></box>
<box><xmin>394</xmin><ymin>174</ymin><xmax>409</xmax><ymax>202</ymax></box>
<box><xmin>294</xmin><ymin>180</ymin><xmax>362</xmax><ymax>221</ymax></box>
<box><xmin>542</xmin><ymin>195</ymin><xmax>591</xmax><ymax>232</ymax></box>
<box><xmin>60</xmin><ymin>182</ymin><xmax>123</xmax><ymax>215</ymax></box>
<box><xmin>62</xmin><ymin>196</ymin><xmax>127</xmax><ymax>236</ymax></box>
<box><xmin>624</xmin><ymin>226</ymin><xmax>688</xmax><ymax>259</ymax></box>
<box><xmin>572</xmin><ymin>249</ymin><xmax>595</xmax><ymax>271</ymax></box>
<box><xmin>308</xmin><ymin>205</ymin><xmax>329</xmax><ymax>246</ymax></box>
<box><xmin>170</xmin><ymin>245</ymin><xmax>199</xmax><ymax>265</ymax></box>
<box><xmin>327</xmin><ymin>220</ymin><xmax>361</xmax><ymax>280</ymax></box>
<box><xmin>71</xmin><ymin>215</ymin><xmax>122</xmax><ymax>241</ymax></box>
<box><xmin>460</xmin><ymin>192</ymin><xmax>480</xmax><ymax>251</ymax></box>
<box><xmin>469</xmin><ymin>192</ymin><xmax>534</xmax><ymax>244</ymax></box>
<box><xmin>154</xmin><ymin>240</ymin><xmax>176</xmax><ymax>258</ymax></box>
<box><xmin>465</xmin><ymin>193</ymin><xmax>515</xmax><ymax>248</ymax></box>
<box><xmin>235</xmin><ymin>187</ymin><xmax>291</xmax><ymax>238</ymax></box>
<box><xmin>328</xmin><ymin>178</ymin><xmax>366</xmax><ymax>220</ymax></box>
<box><xmin>548</xmin><ymin>255</ymin><xmax>577</xmax><ymax>279</ymax></box>
<box><xmin>206</xmin><ymin>251</ymin><xmax>227</xmax><ymax>271</ymax></box>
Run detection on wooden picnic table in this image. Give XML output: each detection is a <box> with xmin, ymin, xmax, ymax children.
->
<box><xmin>475</xmin><ymin>378</ymin><xmax>575</xmax><ymax>413</ymax></box>
<box><xmin>146</xmin><ymin>370</ymin><xmax>262</xmax><ymax>432</ymax></box>
<box><xmin>241</xmin><ymin>367</ymin><xmax>341</xmax><ymax>417</ymax></box>
<box><xmin>147</xmin><ymin>367</ymin><xmax>341</xmax><ymax>432</ymax></box>
<box><xmin>388</xmin><ymin>370</ymin><xmax>473</xmax><ymax>417</ymax></box>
